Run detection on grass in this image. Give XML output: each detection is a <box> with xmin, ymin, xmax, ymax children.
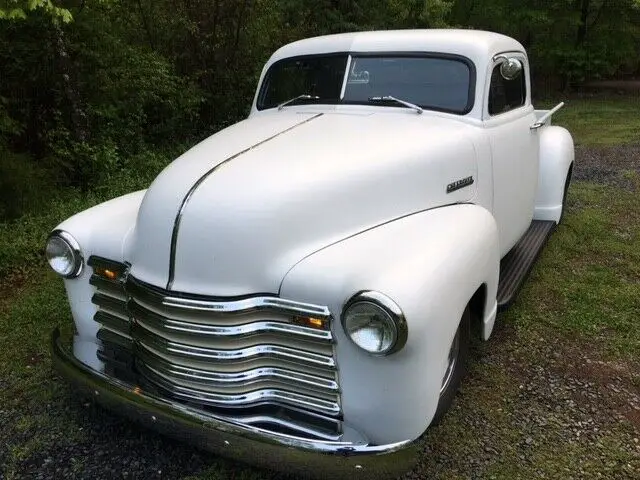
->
<box><xmin>1</xmin><ymin>95</ymin><xmax>639</xmax><ymax>479</ymax></box>
<box><xmin>541</xmin><ymin>94</ymin><xmax>640</xmax><ymax>146</ymax></box>
<box><xmin>509</xmin><ymin>179</ymin><xmax>640</xmax><ymax>359</ymax></box>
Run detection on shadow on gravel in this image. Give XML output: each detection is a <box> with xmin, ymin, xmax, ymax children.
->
<box><xmin>2</xmin><ymin>391</ymin><xmax>215</xmax><ymax>480</ymax></box>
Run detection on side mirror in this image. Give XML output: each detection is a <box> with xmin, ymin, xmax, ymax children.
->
<box><xmin>497</xmin><ymin>56</ymin><xmax>523</xmax><ymax>81</ymax></box>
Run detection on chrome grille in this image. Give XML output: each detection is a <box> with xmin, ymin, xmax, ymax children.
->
<box><xmin>88</xmin><ymin>257</ymin><xmax>341</xmax><ymax>424</ymax></box>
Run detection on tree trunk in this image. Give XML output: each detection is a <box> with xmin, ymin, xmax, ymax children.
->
<box><xmin>52</xmin><ymin>21</ymin><xmax>88</xmax><ymax>144</ymax></box>
<box><xmin>137</xmin><ymin>0</ymin><xmax>156</xmax><ymax>50</ymax></box>
<box><xmin>575</xmin><ymin>0</ymin><xmax>590</xmax><ymax>47</ymax></box>
<box><xmin>230</xmin><ymin>0</ymin><xmax>250</xmax><ymax>64</ymax></box>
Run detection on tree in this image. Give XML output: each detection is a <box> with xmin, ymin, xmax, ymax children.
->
<box><xmin>449</xmin><ymin>0</ymin><xmax>640</xmax><ymax>90</ymax></box>
<box><xmin>0</xmin><ymin>0</ymin><xmax>72</xmax><ymax>22</ymax></box>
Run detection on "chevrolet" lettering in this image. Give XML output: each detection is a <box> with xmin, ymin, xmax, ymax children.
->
<box><xmin>446</xmin><ymin>176</ymin><xmax>474</xmax><ymax>194</ymax></box>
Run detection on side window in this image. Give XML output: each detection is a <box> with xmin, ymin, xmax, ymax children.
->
<box><xmin>488</xmin><ymin>61</ymin><xmax>526</xmax><ymax>115</ymax></box>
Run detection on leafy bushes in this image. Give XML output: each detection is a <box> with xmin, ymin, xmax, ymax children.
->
<box><xmin>0</xmin><ymin>146</ymin><xmax>180</xmax><ymax>278</ymax></box>
<box><xmin>0</xmin><ymin>148</ymin><xmax>53</xmax><ymax>220</ymax></box>
<box><xmin>0</xmin><ymin>188</ymin><xmax>91</xmax><ymax>278</ymax></box>
<box><xmin>450</xmin><ymin>0</ymin><xmax>640</xmax><ymax>90</ymax></box>
<box><xmin>0</xmin><ymin>5</ymin><xmax>204</xmax><ymax>201</ymax></box>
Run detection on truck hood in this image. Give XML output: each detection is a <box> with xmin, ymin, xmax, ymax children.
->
<box><xmin>128</xmin><ymin>110</ymin><xmax>478</xmax><ymax>295</ymax></box>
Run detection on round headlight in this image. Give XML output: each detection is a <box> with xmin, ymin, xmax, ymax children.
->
<box><xmin>342</xmin><ymin>291</ymin><xmax>407</xmax><ymax>356</ymax></box>
<box><xmin>45</xmin><ymin>230</ymin><xmax>83</xmax><ymax>278</ymax></box>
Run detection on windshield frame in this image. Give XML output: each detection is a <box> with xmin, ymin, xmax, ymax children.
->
<box><xmin>256</xmin><ymin>51</ymin><xmax>477</xmax><ymax>115</ymax></box>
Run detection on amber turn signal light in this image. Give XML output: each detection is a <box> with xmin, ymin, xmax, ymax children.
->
<box><xmin>295</xmin><ymin>316</ymin><xmax>325</xmax><ymax>329</ymax></box>
<box><xmin>94</xmin><ymin>267</ymin><xmax>119</xmax><ymax>281</ymax></box>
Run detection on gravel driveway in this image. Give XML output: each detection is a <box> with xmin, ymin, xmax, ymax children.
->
<box><xmin>573</xmin><ymin>143</ymin><xmax>640</xmax><ymax>189</ymax></box>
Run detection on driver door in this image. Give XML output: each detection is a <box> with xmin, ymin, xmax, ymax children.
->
<box><xmin>484</xmin><ymin>53</ymin><xmax>539</xmax><ymax>257</ymax></box>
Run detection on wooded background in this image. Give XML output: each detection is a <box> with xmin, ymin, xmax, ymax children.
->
<box><xmin>1</xmin><ymin>0</ymin><xmax>639</xmax><ymax>220</ymax></box>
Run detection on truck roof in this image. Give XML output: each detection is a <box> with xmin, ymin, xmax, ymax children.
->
<box><xmin>269</xmin><ymin>29</ymin><xmax>525</xmax><ymax>66</ymax></box>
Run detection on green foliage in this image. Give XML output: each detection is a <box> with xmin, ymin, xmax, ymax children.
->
<box><xmin>276</xmin><ymin>0</ymin><xmax>452</xmax><ymax>34</ymax></box>
<box><xmin>0</xmin><ymin>147</ymin><xmax>53</xmax><ymax>220</ymax></box>
<box><xmin>450</xmin><ymin>0</ymin><xmax>640</xmax><ymax>87</ymax></box>
<box><xmin>0</xmin><ymin>2</ymin><xmax>204</xmax><ymax>195</ymax></box>
<box><xmin>69</xmin><ymin>9</ymin><xmax>204</xmax><ymax>151</ymax></box>
<box><xmin>0</xmin><ymin>96</ymin><xmax>22</xmax><ymax>138</ymax></box>
<box><xmin>0</xmin><ymin>0</ymin><xmax>72</xmax><ymax>22</ymax></box>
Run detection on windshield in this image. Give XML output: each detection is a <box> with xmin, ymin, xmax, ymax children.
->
<box><xmin>258</xmin><ymin>55</ymin><xmax>348</xmax><ymax>110</ymax></box>
<box><xmin>257</xmin><ymin>54</ymin><xmax>474</xmax><ymax>114</ymax></box>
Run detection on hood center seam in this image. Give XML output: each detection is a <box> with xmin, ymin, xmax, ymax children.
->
<box><xmin>166</xmin><ymin>113</ymin><xmax>324</xmax><ymax>291</ymax></box>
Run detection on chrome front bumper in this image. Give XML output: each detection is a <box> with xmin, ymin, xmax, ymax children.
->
<box><xmin>51</xmin><ymin>328</ymin><xmax>418</xmax><ymax>479</ymax></box>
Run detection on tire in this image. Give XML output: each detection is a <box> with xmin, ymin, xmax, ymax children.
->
<box><xmin>431</xmin><ymin>306</ymin><xmax>471</xmax><ymax>425</ymax></box>
<box><xmin>558</xmin><ymin>164</ymin><xmax>573</xmax><ymax>224</ymax></box>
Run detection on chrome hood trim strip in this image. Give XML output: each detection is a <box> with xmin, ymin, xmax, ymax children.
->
<box><xmin>166</xmin><ymin>113</ymin><xmax>324</xmax><ymax>290</ymax></box>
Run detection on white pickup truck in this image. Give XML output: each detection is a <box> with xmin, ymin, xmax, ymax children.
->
<box><xmin>47</xmin><ymin>29</ymin><xmax>574</xmax><ymax>478</ymax></box>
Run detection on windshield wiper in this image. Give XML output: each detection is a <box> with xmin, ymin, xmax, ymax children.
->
<box><xmin>368</xmin><ymin>95</ymin><xmax>423</xmax><ymax>114</ymax></box>
<box><xmin>277</xmin><ymin>94</ymin><xmax>321</xmax><ymax>110</ymax></box>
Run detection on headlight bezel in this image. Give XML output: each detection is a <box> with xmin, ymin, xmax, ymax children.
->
<box><xmin>341</xmin><ymin>291</ymin><xmax>408</xmax><ymax>356</ymax></box>
<box><xmin>45</xmin><ymin>229</ymin><xmax>84</xmax><ymax>278</ymax></box>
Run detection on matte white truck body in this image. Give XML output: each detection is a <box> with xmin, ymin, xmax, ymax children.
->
<box><xmin>49</xmin><ymin>30</ymin><xmax>574</xmax><ymax>477</ymax></box>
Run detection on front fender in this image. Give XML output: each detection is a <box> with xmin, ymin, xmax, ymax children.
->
<box><xmin>52</xmin><ymin>190</ymin><xmax>146</xmax><ymax>339</ymax></box>
<box><xmin>279</xmin><ymin>204</ymin><xmax>499</xmax><ymax>445</ymax></box>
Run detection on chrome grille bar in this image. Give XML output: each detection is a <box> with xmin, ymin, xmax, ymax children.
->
<box><xmin>230</xmin><ymin>415</ymin><xmax>342</xmax><ymax>441</ymax></box>
<box><xmin>139</xmin><ymin>363</ymin><xmax>341</xmax><ymax>416</ymax></box>
<box><xmin>92</xmin><ymin>293</ymin><xmax>128</xmax><ymax>319</ymax></box>
<box><xmin>129</xmin><ymin>300</ymin><xmax>332</xmax><ymax>342</ymax></box>
<box><xmin>128</xmin><ymin>276</ymin><xmax>331</xmax><ymax>318</ymax></box>
<box><xmin>136</xmin><ymin>345</ymin><xmax>339</xmax><ymax>391</ymax></box>
<box><xmin>133</xmin><ymin>323</ymin><xmax>335</xmax><ymax>368</ymax></box>
<box><xmin>94</xmin><ymin>311</ymin><xmax>130</xmax><ymax>337</ymax></box>
<box><xmin>162</xmin><ymin>296</ymin><xmax>331</xmax><ymax>316</ymax></box>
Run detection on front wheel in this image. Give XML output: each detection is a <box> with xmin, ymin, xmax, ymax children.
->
<box><xmin>431</xmin><ymin>306</ymin><xmax>471</xmax><ymax>425</ymax></box>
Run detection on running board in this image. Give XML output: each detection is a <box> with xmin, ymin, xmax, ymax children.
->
<box><xmin>497</xmin><ymin>220</ymin><xmax>556</xmax><ymax>310</ymax></box>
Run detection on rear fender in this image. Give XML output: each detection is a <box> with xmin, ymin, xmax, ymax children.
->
<box><xmin>534</xmin><ymin>126</ymin><xmax>574</xmax><ymax>223</ymax></box>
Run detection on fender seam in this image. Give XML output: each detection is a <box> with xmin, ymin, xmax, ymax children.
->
<box><xmin>277</xmin><ymin>202</ymin><xmax>489</xmax><ymax>296</ymax></box>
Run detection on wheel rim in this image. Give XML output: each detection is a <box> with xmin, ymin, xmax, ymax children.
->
<box><xmin>440</xmin><ymin>328</ymin><xmax>460</xmax><ymax>394</ymax></box>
